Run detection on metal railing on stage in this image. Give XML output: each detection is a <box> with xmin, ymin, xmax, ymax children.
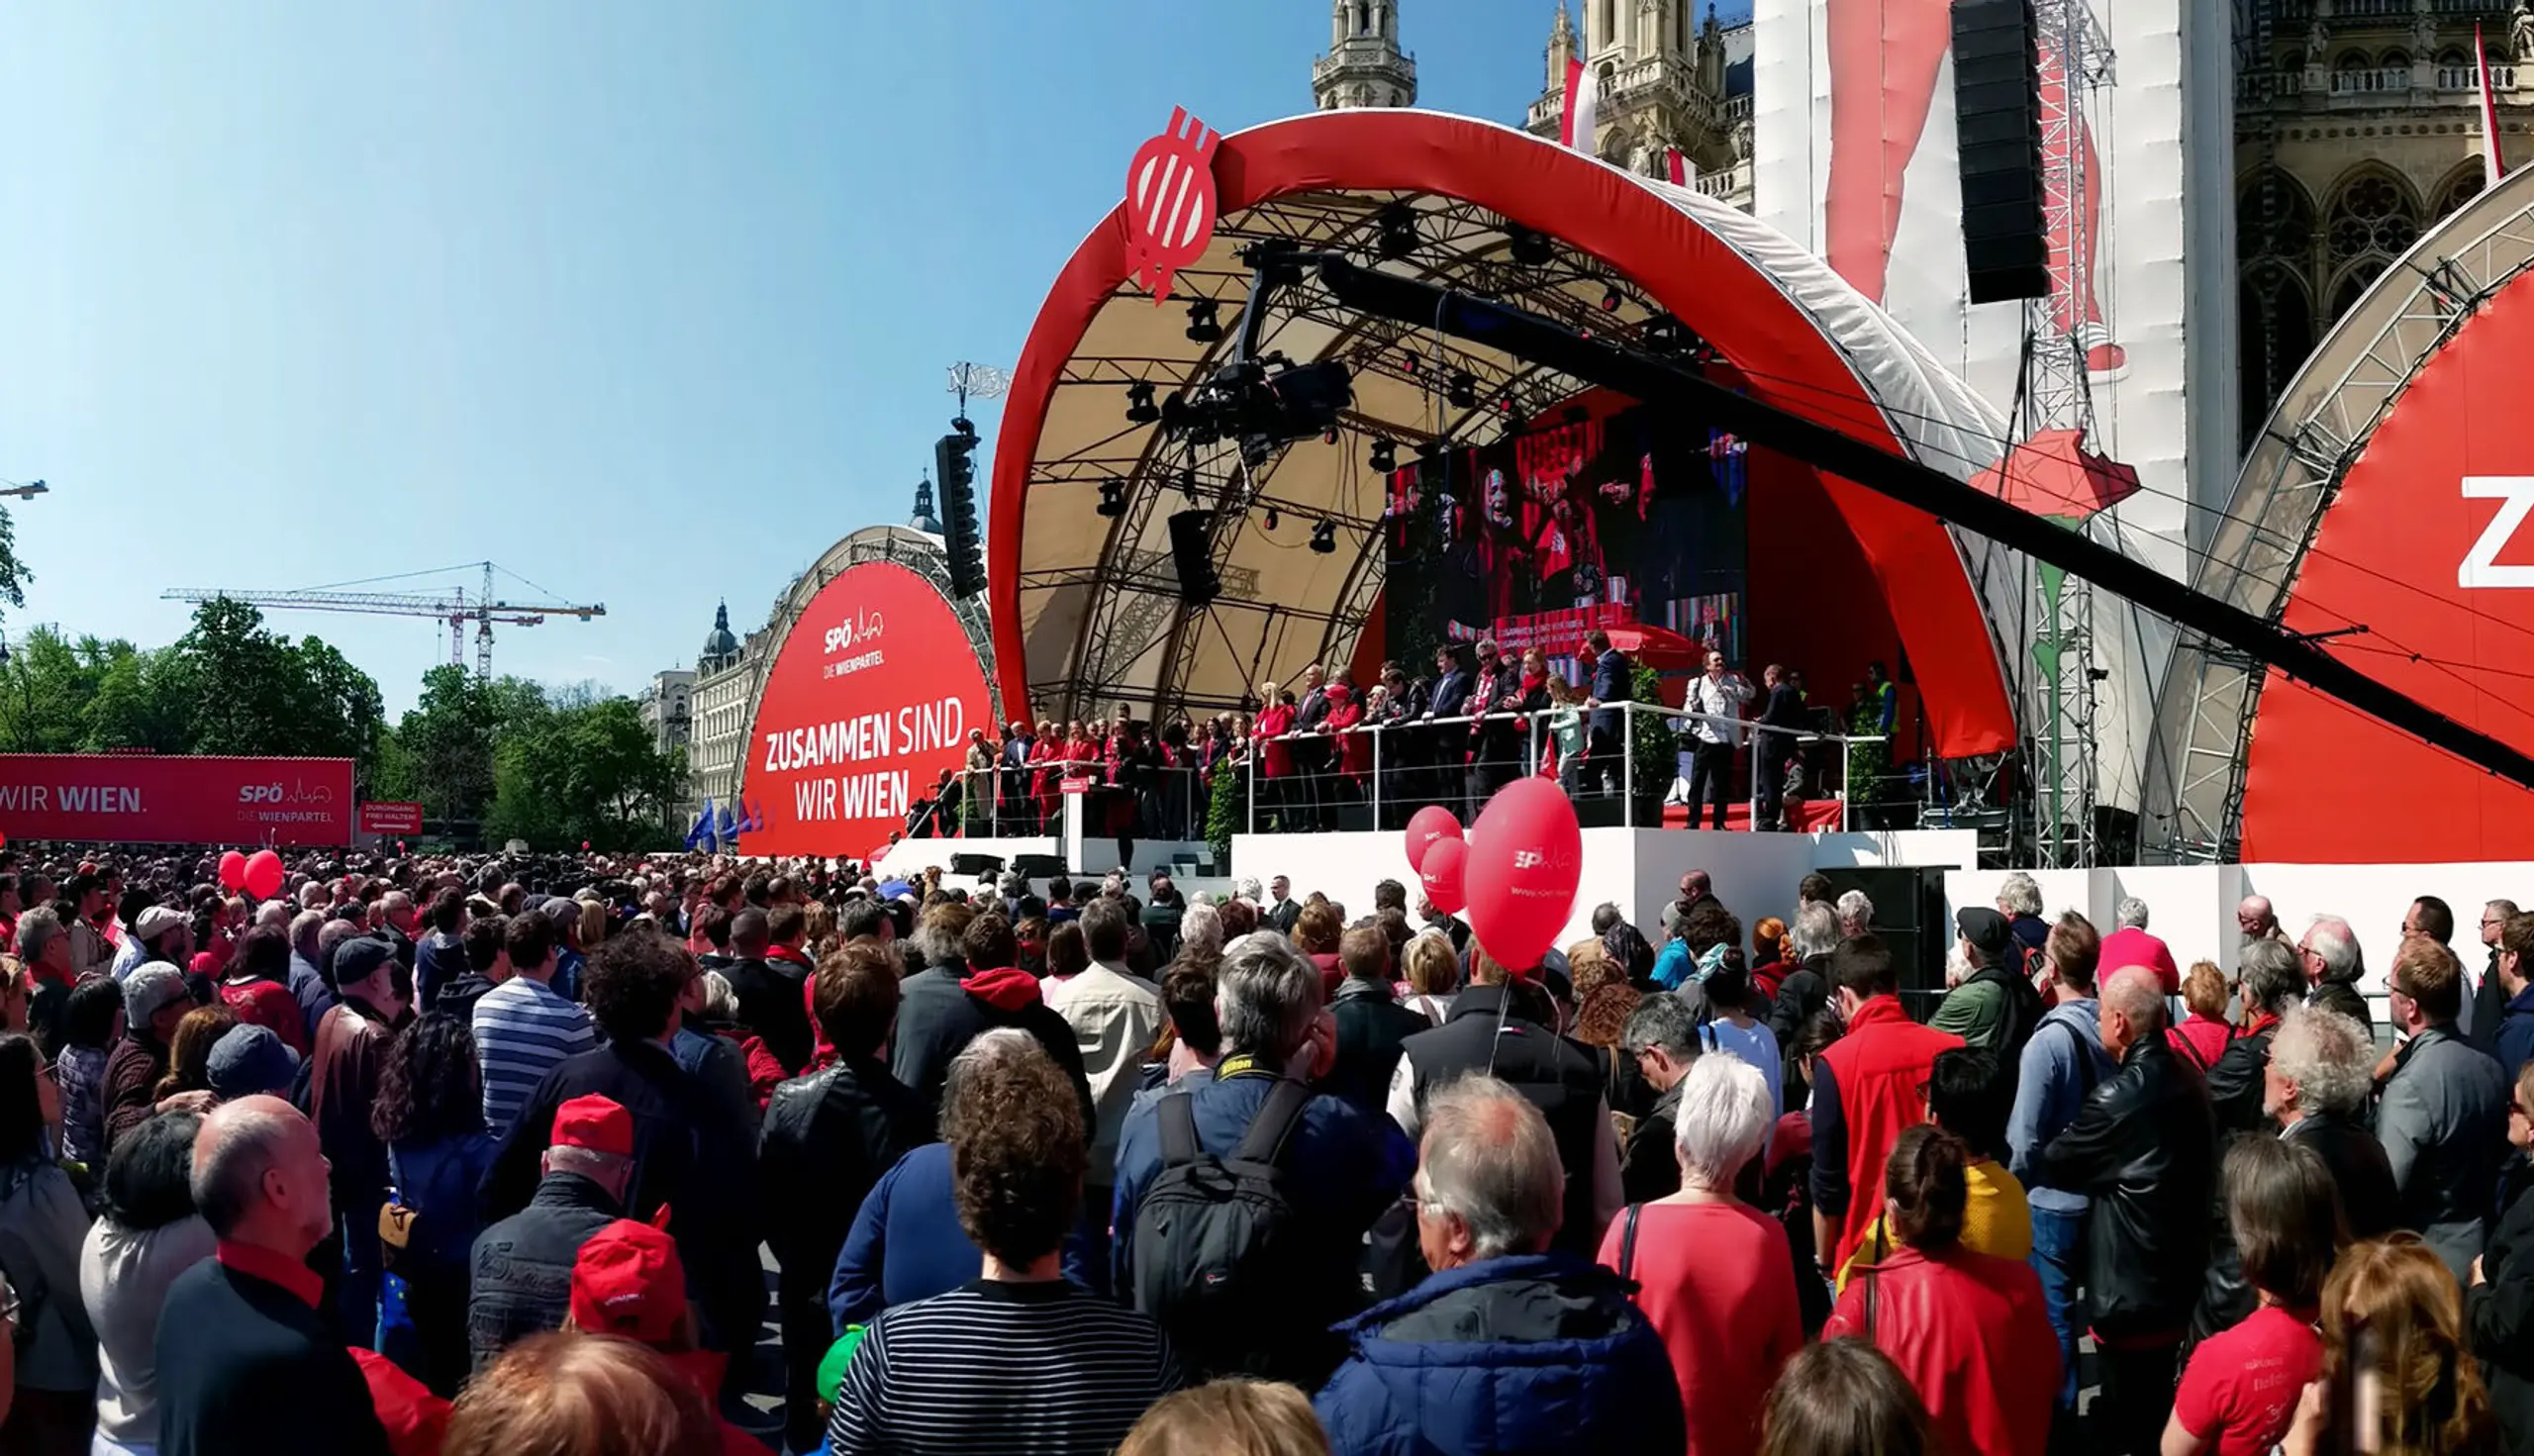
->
<box><xmin>1238</xmin><ymin>701</ymin><xmax>1887</xmax><ymax>835</ymax></box>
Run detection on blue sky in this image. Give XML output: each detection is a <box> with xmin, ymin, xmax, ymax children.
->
<box><xmin>0</xmin><ymin>0</ymin><xmax>1749</xmax><ymax>715</ymax></box>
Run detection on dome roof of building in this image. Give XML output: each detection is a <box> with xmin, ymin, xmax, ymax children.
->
<box><xmin>700</xmin><ymin>601</ymin><xmax>741</xmax><ymax>663</ymax></box>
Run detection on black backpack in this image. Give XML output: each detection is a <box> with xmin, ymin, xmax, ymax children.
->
<box><xmin>1129</xmin><ymin>1078</ymin><xmax>1324</xmax><ymax>1382</ymax></box>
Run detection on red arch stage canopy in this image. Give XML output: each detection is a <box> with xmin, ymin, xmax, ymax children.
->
<box><xmin>988</xmin><ymin>110</ymin><xmax>2021</xmax><ymax>759</ymax></box>
<box><xmin>2147</xmin><ymin>158</ymin><xmax>2534</xmax><ymax>863</ymax></box>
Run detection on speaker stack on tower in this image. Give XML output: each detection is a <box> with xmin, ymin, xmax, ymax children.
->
<box><xmin>1951</xmin><ymin>0</ymin><xmax>2050</xmax><ymax>305</ymax></box>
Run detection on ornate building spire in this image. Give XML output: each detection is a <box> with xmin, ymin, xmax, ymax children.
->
<box><xmin>1314</xmin><ymin>0</ymin><xmax>1417</xmax><ymax>110</ymax></box>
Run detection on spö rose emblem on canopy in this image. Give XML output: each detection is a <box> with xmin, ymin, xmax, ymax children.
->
<box><xmin>1122</xmin><ymin>107</ymin><xmax>1221</xmax><ymax>303</ymax></box>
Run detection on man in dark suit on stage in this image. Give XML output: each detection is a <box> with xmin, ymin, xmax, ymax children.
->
<box><xmin>1421</xmin><ymin>643</ymin><xmax>1473</xmax><ymax>811</ymax></box>
<box><xmin>1583</xmin><ymin>630</ymin><xmax>1631</xmax><ymax>798</ymax></box>
<box><xmin>1755</xmin><ymin>664</ymin><xmax>1808</xmax><ymax>830</ymax></box>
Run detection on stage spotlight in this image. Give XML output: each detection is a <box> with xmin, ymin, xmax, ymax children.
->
<box><xmin>1507</xmin><ymin>227</ymin><xmax>1553</xmax><ymax>267</ymax></box>
<box><xmin>1446</xmin><ymin>371</ymin><xmax>1477</xmax><ymax>410</ymax></box>
<box><xmin>1377</xmin><ymin>202</ymin><xmax>1418</xmax><ymax>261</ymax></box>
<box><xmin>1600</xmin><ymin>286</ymin><xmax>1622</xmax><ymax>314</ymax></box>
<box><xmin>1498</xmin><ymin>395</ymin><xmax>1517</xmax><ymax>417</ymax></box>
<box><xmin>1265</xmin><ymin>505</ymin><xmax>1281</xmax><ymax>531</ymax></box>
<box><xmin>1310</xmin><ymin>521</ymin><xmax>1337</xmax><ymax>554</ymax></box>
<box><xmin>1179</xmin><ymin>466</ymin><xmax>1201</xmax><ymax>504</ymax></box>
<box><xmin>1125</xmin><ymin>381</ymin><xmax>1160</xmax><ymax>425</ymax></box>
<box><xmin>1186</xmin><ymin>298</ymin><xmax>1224</xmax><ymax>344</ymax></box>
<box><xmin>1097</xmin><ymin>477</ymin><xmax>1128</xmax><ymax>518</ymax></box>
<box><xmin>1368</xmin><ymin>437</ymin><xmax>1397</xmax><ymax>475</ymax></box>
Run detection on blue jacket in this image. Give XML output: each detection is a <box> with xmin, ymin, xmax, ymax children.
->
<box><xmin>2497</xmin><ymin>986</ymin><xmax>2534</xmax><ymax>1090</ymax></box>
<box><xmin>1427</xmin><ymin>669</ymin><xmax>1472</xmax><ymax>722</ymax></box>
<box><xmin>389</xmin><ymin>1132</ymin><xmax>501</xmax><ymax>1270</ymax></box>
<box><xmin>1315</xmin><ymin>1252</ymin><xmax>1685</xmax><ymax>1456</ymax></box>
<box><xmin>828</xmin><ymin>1141</ymin><xmax>1097</xmax><ymax>1333</ymax></box>
<box><xmin>2008</xmin><ymin>999</ymin><xmax>2114</xmax><ymax>1216</ymax></box>
<box><xmin>1588</xmin><ymin>648</ymin><xmax>1630</xmax><ymax>740</ymax></box>
<box><xmin>1650</xmin><ymin>937</ymin><xmax>1694</xmax><ymax>993</ymax></box>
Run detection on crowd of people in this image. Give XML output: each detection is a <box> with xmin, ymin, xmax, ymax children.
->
<box><xmin>0</xmin><ymin>845</ymin><xmax>2523</xmax><ymax>1453</ymax></box>
<box><xmin>931</xmin><ymin>640</ymin><xmax>1867</xmax><ymax>852</ymax></box>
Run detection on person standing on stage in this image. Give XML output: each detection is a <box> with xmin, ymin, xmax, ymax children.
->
<box><xmin>1754</xmin><ymin>664</ymin><xmax>1808</xmax><ymax>831</ymax></box>
<box><xmin>1684</xmin><ymin>650</ymin><xmax>1754</xmax><ymax>830</ymax></box>
<box><xmin>1582</xmin><ymin>630</ymin><xmax>1632</xmax><ymax>800</ymax></box>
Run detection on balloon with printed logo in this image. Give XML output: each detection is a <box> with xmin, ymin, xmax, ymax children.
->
<box><xmin>1464</xmin><ymin>777</ymin><xmax>1583</xmax><ymax>973</ymax></box>
<box><xmin>217</xmin><ymin>850</ymin><xmax>248</xmax><ymax>892</ymax></box>
<box><xmin>242</xmin><ymin>849</ymin><xmax>284</xmax><ymax>902</ymax></box>
<box><xmin>1404</xmin><ymin>805</ymin><xmax>1463</xmax><ymax>874</ymax></box>
<box><xmin>1418</xmin><ymin>835</ymin><xmax>1468</xmax><ymax>917</ymax></box>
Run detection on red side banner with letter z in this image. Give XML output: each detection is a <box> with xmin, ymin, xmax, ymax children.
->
<box><xmin>0</xmin><ymin>755</ymin><xmax>355</xmax><ymax>846</ymax></box>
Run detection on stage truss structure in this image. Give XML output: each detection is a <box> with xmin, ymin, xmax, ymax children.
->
<box><xmin>2143</xmin><ymin>160</ymin><xmax>2534</xmax><ymax>860</ymax></box>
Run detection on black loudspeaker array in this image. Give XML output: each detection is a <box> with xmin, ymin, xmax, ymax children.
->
<box><xmin>1167</xmin><ymin>509</ymin><xmax>1221</xmax><ymax>608</ymax></box>
<box><xmin>1951</xmin><ymin>0</ymin><xmax>2050</xmax><ymax>305</ymax></box>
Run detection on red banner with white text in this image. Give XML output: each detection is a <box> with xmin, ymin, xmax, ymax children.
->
<box><xmin>740</xmin><ymin>562</ymin><xmax>994</xmax><ymax>859</ymax></box>
<box><xmin>0</xmin><ymin>755</ymin><xmax>355</xmax><ymax>846</ymax></box>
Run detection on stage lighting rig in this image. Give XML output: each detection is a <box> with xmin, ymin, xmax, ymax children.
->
<box><xmin>1376</xmin><ymin>202</ymin><xmax>1419</xmax><ymax>261</ymax></box>
<box><xmin>1310</xmin><ymin>521</ymin><xmax>1337</xmax><ymax>554</ymax></box>
<box><xmin>1265</xmin><ymin>506</ymin><xmax>1281</xmax><ymax>531</ymax></box>
<box><xmin>1507</xmin><ymin>227</ymin><xmax>1554</xmax><ymax>267</ymax></box>
<box><xmin>1155</xmin><ymin>239</ymin><xmax>1356</xmax><ymax>470</ymax></box>
<box><xmin>1125</xmin><ymin>381</ymin><xmax>1160</xmax><ymax>425</ymax></box>
<box><xmin>1179</xmin><ymin>465</ymin><xmax>1202</xmax><ymax>504</ymax></box>
<box><xmin>1600</xmin><ymin>286</ymin><xmax>1623</xmax><ymax>314</ymax></box>
<box><xmin>1186</xmin><ymin>298</ymin><xmax>1224</xmax><ymax>344</ymax></box>
<box><xmin>1097</xmin><ymin>477</ymin><xmax>1128</xmax><ymax>518</ymax></box>
<box><xmin>1368</xmin><ymin>437</ymin><xmax>1397</xmax><ymax>475</ymax></box>
<box><xmin>1446</xmin><ymin>371</ymin><xmax>1478</xmax><ymax>410</ymax></box>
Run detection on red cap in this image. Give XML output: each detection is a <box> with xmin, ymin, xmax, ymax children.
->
<box><xmin>551</xmin><ymin>1095</ymin><xmax>634</xmax><ymax>1160</ymax></box>
<box><xmin>569</xmin><ymin>1218</ymin><xmax>687</xmax><ymax>1346</ymax></box>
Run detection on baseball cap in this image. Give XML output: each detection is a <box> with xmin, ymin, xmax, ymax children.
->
<box><xmin>333</xmin><ymin>935</ymin><xmax>396</xmax><ymax>989</ymax></box>
<box><xmin>552</xmin><ymin>1094</ymin><xmax>635</xmax><ymax>1160</ymax></box>
<box><xmin>1956</xmin><ymin>907</ymin><xmax>2012</xmax><ymax>960</ymax></box>
<box><xmin>122</xmin><ymin>966</ymin><xmax>189</xmax><ymax>1028</ymax></box>
<box><xmin>206</xmin><ymin>1024</ymin><xmax>301</xmax><ymax>1102</ymax></box>
<box><xmin>569</xmin><ymin>1218</ymin><xmax>687</xmax><ymax>1346</ymax></box>
<box><xmin>134</xmin><ymin>905</ymin><xmax>188</xmax><ymax>943</ymax></box>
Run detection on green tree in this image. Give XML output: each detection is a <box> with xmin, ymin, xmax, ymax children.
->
<box><xmin>84</xmin><ymin>643</ymin><xmax>191</xmax><ymax>753</ymax></box>
<box><xmin>481</xmin><ymin>691</ymin><xmax>684</xmax><ymax>852</ymax></box>
<box><xmin>0</xmin><ymin>629</ymin><xmax>106</xmax><ymax>752</ymax></box>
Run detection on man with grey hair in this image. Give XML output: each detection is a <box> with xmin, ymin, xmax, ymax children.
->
<box><xmin>2039</xmin><ymin>967</ymin><xmax>2215</xmax><ymax>1452</ymax></box>
<box><xmin>1314</xmin><ymin>1076</ymin><xmax>1683</xmax><ymax>1456</ymax></box>
<box><xmin>2471</xmin><ymin>898</ymin><xmax>2521</xmax><ymax>1052</ymax></box>
<box><xmin>1834</xmin><ymin>888</ymin><xmax>1874</xmax><ymax>939</ymax></box>
<box><xmin>2206</xmin><ymin>937</ymin><xmax>2311</xmax><ymax>1134</ymax></box>
<box><xmin>2267</xmin><ymin>1007</ymin><xmax>2397</xmax><ymax>1237</ymax></box>
<box><xmin>1176</xmin><ymin>900</ymin><xmax>1224</xmax><ymax>959</ymax></box>
<box><xmin>1112</xmin><ymin>930</ymin><xmax>1411</xmax><ymax>1386</ymax></box>
<box><xmin>2299</xmin><ymin>914</ymin><xmax>2374</xmax><ymax>1035</ymax></box>
<box><xmin>14</xmin><ymin>906</ymin><xmax>73</xmax><ymax>1052</ymax></box>
<box><xmin>1768</xmin><ymin>902</ymin><xmax>1840</xmax><ymax>1070</ymax></box>
<box><xmin>1997</xmin><ymin>872</ymin><xmax>2049</xmax><ymax>961</ymax></box>
<box><xmin>155</xmin><ymin>1096</ymin><xmax>392</xmax><ymax>1455</ymax></box>
<box><xmin>1617</xmin><ymin>994</ymin><xmax>1701</xmax><ymax>1203</ymax></box>
<box><xmin>286</xmin><ymin>908</ymin><xmax>336</xmax><ymax>1043</ymax></box>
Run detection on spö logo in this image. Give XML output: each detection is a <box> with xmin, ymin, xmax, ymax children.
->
<box><xmin>240</xmin><ymin>784</ymin><xmax>284</xmax><ymax>805</ymax></box>
<box><xmin>1512</xmin><ymin>850</ymin><xmax>1545</xmax><ymax>869</ymax></box>
<box><xmin>823</xmin><ymin>608</ymin><xmax>886</xmax><ymax>655</ymax></box>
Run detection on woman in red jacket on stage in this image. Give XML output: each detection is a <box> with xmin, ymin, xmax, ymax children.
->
<box><xmin>1324</xmin><ymin>678</ymin><xmax>1372</xmax><ymax>805</ymax></box>
<box><xmin>1252</xmin><ymin>685</ymin><xmax>1297</xmax><ymax>830</ymax></box>
<box><xmin>1825</xmin><ymin>1125</ymin><xmax>2057</xmax><ymax>1456</ymax></box>
<box><xmin>1027</xmin><ymin>719</ymin><xmax>1063</xmax><ymax>829</ymax></box>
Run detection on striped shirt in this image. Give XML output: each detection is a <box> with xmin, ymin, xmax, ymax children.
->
<box><xmin>827</xmin><ymin>1279</ymin><xmax>1181</xmax><ymax>1456</ymax></box>
<box><xmin>471</xmin><ymin>976</ymin><xmax>595</xmax><ymax>1139</ymax></box>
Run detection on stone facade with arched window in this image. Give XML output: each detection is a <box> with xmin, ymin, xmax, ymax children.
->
<box><xmin>2237</xmin><ymin>0</ymin><xmax>2534</xmax><ymax>444</ymax></box>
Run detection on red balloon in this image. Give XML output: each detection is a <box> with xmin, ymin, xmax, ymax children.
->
<box><xmin>1464</xmin><ymin>777</ymin><xmax>1583</xmax><ymax>974</ymax></box>
<box><xmin>1404</xmin><ymin>805</ymin><xmax>1463</xmax><ymax>873</ymax></box>
<box><xmin>242</xmin><ymin>849</ymin><xmax>285</xmax><ymax>902</ymax></box>
<box><xmin>1418</xmin><ymin>835</ymin><xmax>1468</xmax><ymax>916</ymax></box>
<box><xmin>217</xmin><ymin>850</ymin><xmax>248</xmax><ymax>892</ymax></box>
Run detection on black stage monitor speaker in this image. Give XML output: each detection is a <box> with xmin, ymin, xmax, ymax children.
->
<box><xmin>1952</xmin><ymin>0</ymin><xmax>2048</xmax><ymax>305</ymax></box>
<box><xmin>1817</xmin><ymin>866</ymin><xmax>1952</xmax><ymax>1020</ymax></box>
<box><xmin>1012</xmin><ymin>852</ymin><xmax>1067</xmax><ymax>881</ymax></box>
<box><xmin>948</xmin><ymin>853</ymin><xmax>1005</xmax><ymax>878</ymax></box>
<box><xmin>1167</xmin><ymin>509</ymin><xmax>1221</xmax><ymax>608</ymax></box>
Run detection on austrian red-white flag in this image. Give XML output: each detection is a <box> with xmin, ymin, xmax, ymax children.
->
<box><xmin>2481</xmin><ymin>25</ymin><xmax>2507</xmax><ymax>188</ymax></box>
<box><xmin>1665</xmin><ymin>147</ymin><xmax>1690</xmax><ymax>187</ymax></box>
<box><xmin>1561</xmin><ymin>57</ymin><xmax>1600</xmax><ymax>155</ymax></box>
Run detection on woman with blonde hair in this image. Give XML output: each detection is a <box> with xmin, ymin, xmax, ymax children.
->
<box><xmin>2285</xmin><ymin>1234</ymin><xmax>2494</xmax><ymax>1455</ymax></box>
<box><xmin>1119</xmin><ymin>1379</ymin><xmax>1330</xmax><ymax>1456</ymax></box>
<box><xmin>1401</xmin><ymin>931</ymin><xmax>1456</xmax><ymax>1023</ymax></box>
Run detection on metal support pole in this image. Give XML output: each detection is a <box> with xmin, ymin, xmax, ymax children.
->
<box><xmin>1841</xmin><ymin>737</ymin><xmax>1854</xmax><ymax>833</ymax></box>
<box><xmin>1622</xmin><ymin>702</ymin><xmax>1636</xmax><ymax>829</ymax></box>
<box><xmin>1372</xmin><ymin>724</ymin><xmax>1384</xmax><ymax>832</ymax></box>
<box><xmin>1246</xmin><ymin>743</ymin><xmax>1256</xmax><ymax>836</ymax></box>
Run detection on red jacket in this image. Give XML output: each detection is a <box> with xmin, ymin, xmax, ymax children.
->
<box><xmin>2167</xmin><ymin>1014</ymin><xmax>2234</xmax><ymax>1074</ymax></box>
<box><xmin>1816</xmin><ymin>996</ymin><xmax>1963</xmax><ymax>1271</ymax></box>
<box><xmin>1824</xmin><ymin>1245</ymin><xmax>2058</xmax><ymax>1456</ymax></box>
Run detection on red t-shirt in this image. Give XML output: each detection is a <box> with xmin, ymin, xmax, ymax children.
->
<box><xmin>1598</xmin><ymin>1201</ymin><xmax>1803</xmax><ymax>1456</ymax></box>
<box><xmin>2174</xmin><ymin>1304</ymin><xmax>2322</xmax><ymax>1456</ymax></box>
